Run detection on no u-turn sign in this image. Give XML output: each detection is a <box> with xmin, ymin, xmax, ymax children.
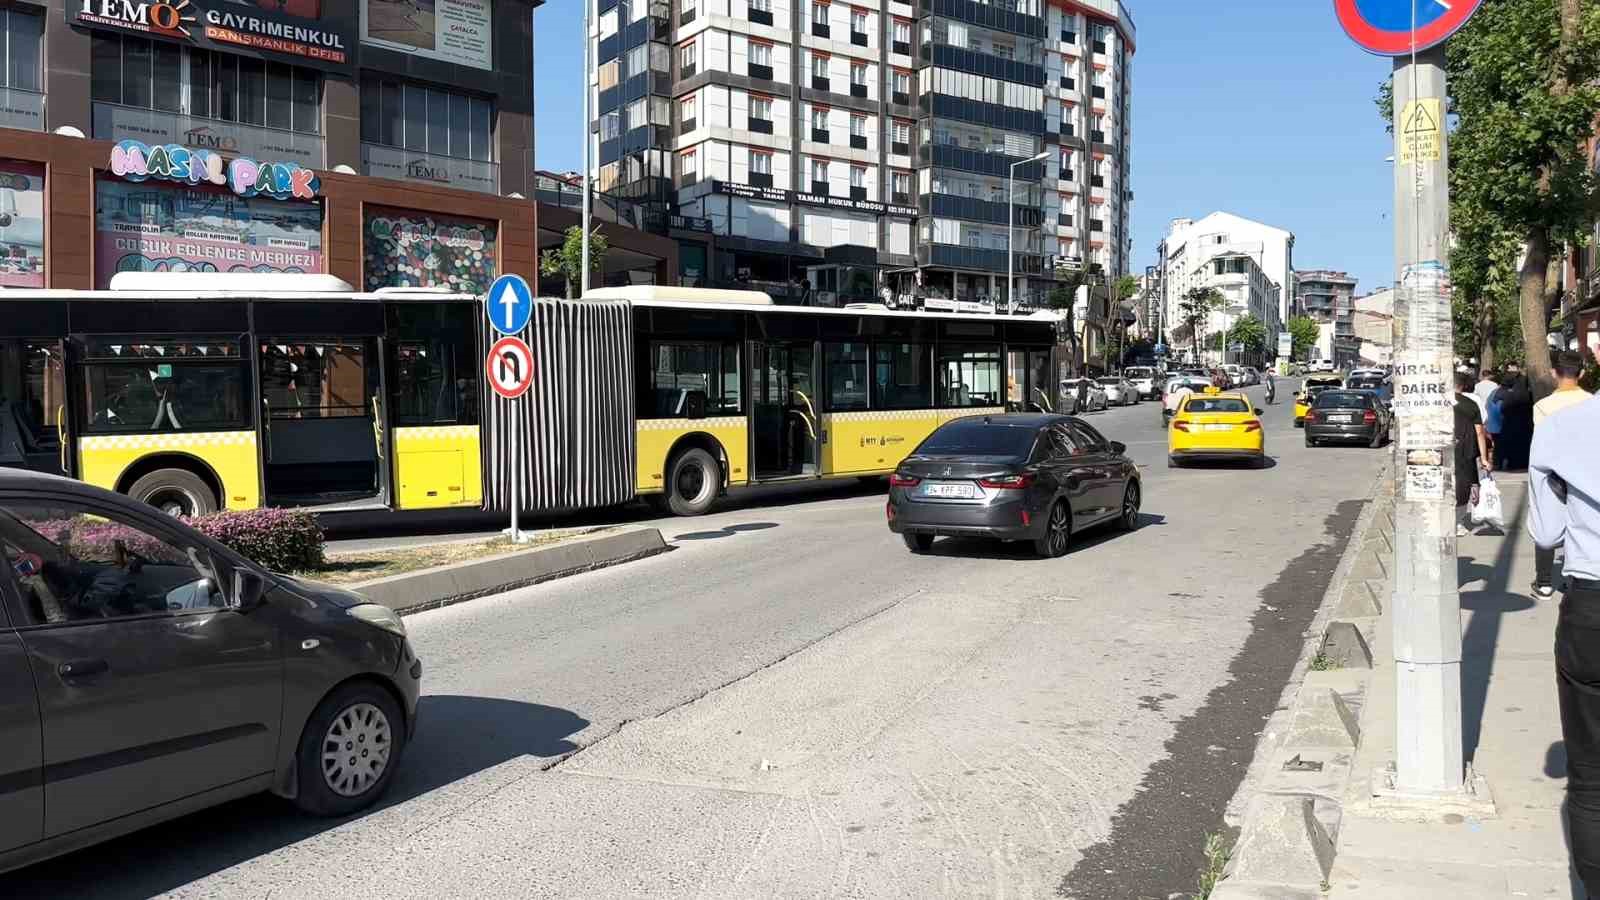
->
<box><xmin>486</xmin><ymin>336</ymin><xmax>534</xmax><ymax>399</ymax></box>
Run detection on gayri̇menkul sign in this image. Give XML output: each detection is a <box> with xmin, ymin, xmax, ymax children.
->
<box><xmin>70</xmin><ymin>1</ymin><xmax>356</xmax><ymax>73</ymax></box>
<box><xmin>110</xmin><ymin>139</ymin><xmax>321</xmax><ymax>201</ymax></box>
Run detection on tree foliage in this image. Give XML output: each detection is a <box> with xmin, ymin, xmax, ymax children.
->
<box><xmin>1385</xmin><ymin>0</ymin><xmax>1600</xmax><ymax>389</ymax></box>
<box><xmin>1228</xmin><ymin>314</ymin><xmax>1269</xmax><ymax>355</ymax></box>
<box><xmin>1177</xmin><ymin>287</ymin><xmax>1223</xmax><ymax>362</ymax></box>
<box><xmin>1287</xmin><ymin>315</ymin><xmax>1322</xmax><ymax>361</ymax></box>
<box><xmin>539</xmin><ymin>225</ymin><xmax>610</xmax><ymax>298</ymax></box>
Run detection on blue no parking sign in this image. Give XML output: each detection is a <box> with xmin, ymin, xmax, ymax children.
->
<box><xmin>486</xmin><ymin>274</ymin><xmax>534</xmax><ymax>337</ymax></box>
<box><xmin>1335</xmin><ymin>0</ymin><xmax>1484</xmax><ymax>55</ymax></box>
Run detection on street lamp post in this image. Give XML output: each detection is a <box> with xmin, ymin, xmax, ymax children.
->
<box><xmin>1007</xmin><ymin>150</ymin><xmax>1050</xmax><ymax>315</ymax></box>
<box><xmin>580</xmin><ymin>0</ymin><xmax>593</xmax><ymax>297</ymax></box>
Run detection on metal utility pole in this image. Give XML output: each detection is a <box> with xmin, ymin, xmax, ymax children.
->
<box><xmin>1388</xmin><ymin>44</ymin><xmax>1472</xmax><ymax>799</ymax></box>
<box><xmin>580</xmin><ymin>0</ymin><xmax>593</xmax><ymax>297</ymax></box>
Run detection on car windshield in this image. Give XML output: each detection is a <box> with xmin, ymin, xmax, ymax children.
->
<box><xmin>915</xmin><ymin>421</ymin><xmax>1038</xmax><ymax>457</ymax></box>
<box><xmin>1314</xmin><ymin>391</ymin><xmax>1370</xmax><ymax>408</ymax></box>
<box><xmin>1183</xmin><ymin>397</ymin><xmax>1250</xmax><ymax>414</ymax></box>
<box><xmin>1125</xmin><ymin>367</ymin><xmax>1152</xmax><ymax>378</ymax></box>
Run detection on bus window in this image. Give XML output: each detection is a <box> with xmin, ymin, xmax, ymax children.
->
<box><xmin>389</xmin><ymin>303</ymin><xmax>479</xmax><ymax>425</ymax></box>
<box><xmin>936</xmin><ymin>344</ymin><xmax>1002</xmax><ymax>408</ymax></box>
<box><xmin>260</xmin><ymin>342</ymin><xmax>368</xmax><ymax>419</ymax></box>
<box><xmin>873</xmin><ymin>343</ymin><xmax>931</xmax><ymax>410</ymax></box>
<box><xmin>80</xmin><ymin>338</ymin><xmax>247</xmax><ymax>433</ymax></box>
<box><xmin>647</xmin><ymin>341</ymin><xmax>740</xmax><ymax>418</ymax></box>
<box><xmin>824</xmin><ymin>342</ymin><xmax>869</xmax><ymax>411</ymax></box>
<box><xmin>0</xmin><ymin>340</ymin><xmax>65</xmax><ymax>469</ymax></box>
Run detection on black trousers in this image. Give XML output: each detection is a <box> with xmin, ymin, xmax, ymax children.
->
<box><xmin>1557</xmin><ymin>583</ymin><xmax>1600</xmax><ymax>895</ymax></box>
<box><xmin>1538</xmin><ymin>545</ymin><xmax>1558</xmax><ymax>589</ymax></box>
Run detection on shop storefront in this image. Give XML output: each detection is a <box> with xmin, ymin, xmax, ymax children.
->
<box><xmin>0</xmin><ymin>159</ymin><xmax>45</xmax><ymax>288</ymax></box>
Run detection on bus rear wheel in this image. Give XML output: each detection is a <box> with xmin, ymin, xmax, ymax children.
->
<box><xmin>665</xmin><ymin>448</ymin><xmax>719</xmax><ymax>517</ymax></box>
<box><xmin>129</xmin><ymin>468</ymin><xmax>218</xmax><ymax>518</ymax></box>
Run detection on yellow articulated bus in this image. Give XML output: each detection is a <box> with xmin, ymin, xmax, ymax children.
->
<box><xmin>0</xmin><ymin>273</ymin><xmax>483</xmax><ymax>516</ymax></box>
<box><xmin>0</xmin><ymin>276</ymin><xmax>1060</xmax><ymax>519</ymax></box>
<box><xmin>589</xmin><ymin>286</ymin><xmax>1061</xmax><ymax>515</ymax></box>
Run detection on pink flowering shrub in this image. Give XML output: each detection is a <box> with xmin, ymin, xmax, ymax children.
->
<box><xmin>189</xmin><ymin>508</ymin><xmax>325</xmax><ymax>572</ymax></box>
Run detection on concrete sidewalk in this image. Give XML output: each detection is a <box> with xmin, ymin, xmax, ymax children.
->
<box><xmin>1329</xmin><ymin>474</ymin><xmax>1582</xmax><ymax>898</ymax></box>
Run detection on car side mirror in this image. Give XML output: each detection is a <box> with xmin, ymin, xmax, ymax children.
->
<box><xmin>1254</xmin><ymin>408</ymin><xmax>1264</xmax><ymax>416</ymax></box>
<box><xmin>232</xmin><ymin>569</ymin><xmax>268</xmax><ymax>611</ymax></box>
<box><xmin>1110</xmin><ymin>440</ymin><xmax>1126</xmax><ymax>455</ymax></box>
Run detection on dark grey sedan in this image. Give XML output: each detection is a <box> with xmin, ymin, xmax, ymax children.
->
<box><xmin>1304</xmin><ymin>390</ymin><xmax>1391</xmax><ymax>448</ymax></box>
<box><xmin>886</xmin><ymin>414</ymin><xmax>1141</xmax><ymax>558</ymax></box>
<box><xmin>0</xmin><ymin>469</ymin><xmax>421</xmax><ymax>874</ymax></box>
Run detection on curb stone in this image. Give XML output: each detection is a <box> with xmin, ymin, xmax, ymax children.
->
<box><xmin>1213</xmin><ymin>465</ymin><xmax>1394</xmax><ymax>899</ymax></box>
<box><xmin>343</xmin><ymin>527</ymin><xmax>670</xmax><ymax>615</ymax></box>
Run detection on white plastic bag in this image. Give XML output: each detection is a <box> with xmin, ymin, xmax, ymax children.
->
<box><xmin>1471</xmin><ymin>472</ymin><xmax>1504</xmax><ymax>531</ymax></box>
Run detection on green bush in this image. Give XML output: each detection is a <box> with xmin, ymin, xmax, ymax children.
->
<box><xmin>189</xmin><ymin>508</ymin><xmax>325</xmax><ymax>573</ymax></box>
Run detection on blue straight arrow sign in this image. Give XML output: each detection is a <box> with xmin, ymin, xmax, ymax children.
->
<box><xmin>486</xmin><ymin>274</ymin><xmax>534</xmax><ymax>336</ymax></box>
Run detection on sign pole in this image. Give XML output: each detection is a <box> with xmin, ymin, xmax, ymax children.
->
<box><xmin>510</xmin><ymin>397</ymin><xmax>522</xmax><ymax>544</ymax></box>
<box><xmin>485</xmin><ymin>274</ymin><xmax>536</xmax><ymax>546</ymax></box>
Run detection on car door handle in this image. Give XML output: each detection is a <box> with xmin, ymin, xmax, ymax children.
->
<box><xmin>58</xmin><ymin>658</ymin><xmax>109</xmax><ymax>680</ymax></box>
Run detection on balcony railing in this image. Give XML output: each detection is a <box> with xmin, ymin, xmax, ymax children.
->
<box><xmin>362</xmin><ymin>143</ymin><xmax>498</xmax><ymax>194</ymax></box>
<box><xmin>94</xmin><ymin>102</ymin><xmax>325</xmax><ymax>167</ymax></box>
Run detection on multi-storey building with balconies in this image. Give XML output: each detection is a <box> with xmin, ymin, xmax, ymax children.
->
<box><xmin>1157</xmin><ymin>212</ymin><xmax>1291</xmax><ymax>363</ymax></box>
<box><xmin>587</xmin><ymin>0</ymin><xmax>1134</xmax><ymax>309</ymax></box>
<box><xmin>1295</xmin><ymin>269</ymin><xmax>1359</xmax><ymax>366</ymax></box>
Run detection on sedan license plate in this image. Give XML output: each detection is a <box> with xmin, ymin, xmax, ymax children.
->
<box><xmin>924</xmin><ymin>481</ymin><xmax>976</xmax><ymax>499</ymax></box>
<box><xmin>1329</xmin><ymin>414</ymin><xmax>1353</xmax><ymax>423</ymax></box>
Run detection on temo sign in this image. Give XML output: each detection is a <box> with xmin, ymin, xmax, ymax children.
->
<box><xmin>70</xmin><ymin>1</ymin><xmax>355</xmax><ymax>72</ymax></box>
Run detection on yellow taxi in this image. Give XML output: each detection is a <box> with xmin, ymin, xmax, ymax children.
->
<box><xmin>1294</xmin><ymin>374</ymin><xmax>1345</xmax><ymax>426</ymax></box>
<box><xmin>1168</xmin><ymin>387</ymin><xmax>1266</xmax><ymax>468</ymax></box>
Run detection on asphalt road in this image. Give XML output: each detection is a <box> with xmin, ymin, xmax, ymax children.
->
<box><xmin>8</xmin><ymin>382</ymin><xmax>1388</xmax><ymax>899</ymax></box>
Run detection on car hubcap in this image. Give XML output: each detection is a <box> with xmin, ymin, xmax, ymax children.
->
<box><xmin>148</xmin><ymin>489</ymin><xmax>193</xmax><ymax>517</ymax></box>
<box><xmin>1124</xmin><ymin>486</ymin><xmax>1139</xmax><ymax>522</ymax></box>
<box><xmin>321</xmin><ymin>702</ymin><xmax>392</xmax><ymax>798</ymax></box>
<box><xmin>1050</xmin><ymin>506</ymin><xmax>1068</xmax><ymax>553</ymax></box>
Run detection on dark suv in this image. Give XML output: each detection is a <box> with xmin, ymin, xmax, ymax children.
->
<box><xmin>0</xmin><ymin>469</ymin><xmax>421</xmax><ymax>874</ymax></box>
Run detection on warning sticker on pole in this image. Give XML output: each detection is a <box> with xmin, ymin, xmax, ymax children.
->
<box><xmin>1400</xmin><ymin>98</ymin><xmax>1442</xmax><ymax>165</ymax></box>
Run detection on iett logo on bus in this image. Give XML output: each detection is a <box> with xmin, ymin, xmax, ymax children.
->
<box><xmin>80</xmin><ymin>0</ymin><xmax>197</xmax><ymax>39</ymax></box>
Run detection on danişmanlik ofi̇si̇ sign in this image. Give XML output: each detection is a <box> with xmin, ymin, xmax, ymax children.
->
<box><xmin>69</xmin><ymin>1</ymin><xmax>355</xmax><ymax>72</ymax></box>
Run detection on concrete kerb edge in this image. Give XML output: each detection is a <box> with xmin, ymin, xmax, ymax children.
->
<box><xmin>1212</xmin><ymin>463</ymin><xmax>1393</xmax><ymax>898</ymax></box>
<box><xmin>349</xmin><ymin>528</ymin><xmax>671</xmax><ymax>616</ymax></box>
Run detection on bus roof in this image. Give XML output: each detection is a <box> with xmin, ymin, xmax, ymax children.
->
<box><xmin>601</xmin><ymin>286</ymin><xmax>1061</xmax><ymax>326</ymax></box>
<box><xmin>583</xmin><ymin>285</ymin><xmax>775</xmax><ymax>305</ymax></box>
<box><xmin>0</xmin><ymin>270</ymin><xmax>475</xmax><ymax>302</ymax></box>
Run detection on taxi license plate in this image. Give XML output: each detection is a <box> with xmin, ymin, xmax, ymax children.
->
<box><xmin>924</xmin><ymin>482</ymin><xmax>976</xmax><ymax>498</ymax></box>
<box><xmin>1202</xmin><ymin>423</ymin><xmax>1232</xmax><ymax>432</ymax></box>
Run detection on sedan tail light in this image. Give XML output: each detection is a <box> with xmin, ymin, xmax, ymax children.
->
<box><xmin>1363</xmin><ymin>409</ymin><xmax>1378</xmax><ymax>425</ymax></box>
<box><xmin>1304</xmin><ymin>411</ymin><xmax>1318</xmax><ymax>424</ymax></box>
<box><xmin>1243</xmin><ymin>419</ymin><xmax>1262</xmax><ymax>432</ymax></box>
<box><xmin>1172</xmin><ymin>419</ymin><xmax>1191</xmax><ymax>432</ymax></box>
<box><xmin>978</xmin><ymin>473</ymin><xmax>1034</xmax><ymax>490</ymax></box>
<box><xmin>888</xmin><ymin>473</ymin><xmax>921</xmax><ymax>488</ymax></box>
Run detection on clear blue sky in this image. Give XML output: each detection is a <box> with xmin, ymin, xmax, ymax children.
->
<box><xmin>532</xmin><ymin>0</ymin><xmax>1398</xmax><ymax>294</ymax></box>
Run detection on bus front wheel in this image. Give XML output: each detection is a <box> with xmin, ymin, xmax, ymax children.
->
<box><xmin>129</xmin><ymin>468</ymin><xmax>218</xmax><ymax>518</ymax></box>
<box><xmin>665</xmin><ymin>448</ymin><xmax>719</xmax><ymax>516</ymax></box>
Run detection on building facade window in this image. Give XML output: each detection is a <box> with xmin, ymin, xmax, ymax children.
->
<box><xmin>813</xmin><ymin>2</ymin><xmax>829</xmax><ymax>25</ymax></box>
<box><xmin>751</xmin><ymin>0</ymin><xmax>771</xmax><ymax>8</ymax></box>
<box><xmin>812</xmin><ymin>55</ymin><xmax>829</xmax><ymax>80</ymax></box>
<box><xmin>811</xmin><ymin>159</ymin><xmax>828</xmax><ymax>183</ymax></box>
<box><xmin>92</xmin><ymin>34</ymin><xmax>321</xmax><ymax>134</ymax></box>
<box><xmin>751</xmin><ymin>151</ymin><xmax>772</xmax><ymax>174</ymax></box>
<box><xmin>750</xmin><ymin>41</ymin><xmax>772</xmax><ymax>67</ymax></box>
<box><xmin>680</xmin><ymin>42</ymin><xmax>697</xmax><ymax>73</ymax></box>
<box><xmin>811</xmin><ymin>107</ymin><xmax>828</xmax><ymax>131</ymax></box>
<box><xmin>361</xmin><ymin>76</ymin><xmax>491</xmax><ymax>161</ymax></box>
<box><xmin>851</xmin><ymin>62</ymin><xmax>867</xmax><ymax>86</ymax></box>
<box><xmin>892</xmin><ymin>171</ymin><xmax>911</xmax><ymax>198</ymax></box>
<box><xmin>680</xmin><ymin>96</ymin><xmax>696</xmax><ymax>124</ymax></box>
<box><xmin>1</xmin><ymin>6</ymin><xmax>43</xmax><ymax>94</ymax></box>
<box><xmin>851</xmin><ymin>9</ymin><xmax>868</xmax><ymax>34</ymax></box>
<box><xmin>850</xmin><ymin>114</ymin><xmax>866</xmax><ymax>137</ymax></box>
<box><xmin>680</xmin><ymin>148</ymin><xmax>698</xmax><ymax>184</ymax></box>
<box><xmin>750</xmin><ymin>95</ymin><xmax>773</xmax><ymax>121</ymax></box>
<box><xmin>892</xmin><ymin>70</ymin><xmax>911</xmax><ymax>96</ymax></box>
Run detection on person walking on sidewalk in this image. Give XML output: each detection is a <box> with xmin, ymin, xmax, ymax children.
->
<box><xmin>1498</xmin><ymin>362</ymin><xmax>1536</xmax><ymax>470</ymax></box>
<box><xmin>1528</xmin><ymin>383</ymin><xmax>1600</xmax><ymax>895</ymax></box>
<box><xmin>1455</xmin><ymin>370</ymin><xmax>1491</xmax><ymax>537</ymax></box>
<box><xmin>1531</xmin><ymin>351</ymin><xmax>1595</xmax><ymax>599</ymax></box>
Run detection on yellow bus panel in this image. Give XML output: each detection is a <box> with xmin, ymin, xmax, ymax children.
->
<box><xmin>821</xmin><ymin>407</ymin><xmax>1006</xmax><ymax>475</ymax></box>
<box><xmin>394</xmin><ymin>425</ymin><xmax>482</xmax><ymax>509</ymax></box>
<box><xmin>636</xmin><ymin>417</ymin><xmax>749</xmax><ymax>494</ymax></box>
<box><xmin>78</xmin><ymin>431</ymin><xmax>261</xmax><ymax>510</ymax></box>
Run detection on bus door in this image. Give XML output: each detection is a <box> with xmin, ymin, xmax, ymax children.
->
<box><xmin>749</xmin><ymin>340</ymin><xmax>819</xmax><ymax>480</ymax></box>
<box><xmin>257</xmin><ymin>336</ymin><xmax>388</xmax><ymax>509</ymax></box>
<box><xmin>0</xmin><ymin>338</ymin><xmax>68</xmax><ymax>476</ymax></box>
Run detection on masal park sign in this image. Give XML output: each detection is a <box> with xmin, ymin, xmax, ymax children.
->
<box><xmin>110</xmin><ymin>139</ymin><xmax>321</xmax><ymax>201</ymax></box>
<box><xmin>70</xmin><ymin>0</ymin><xmax>356</xmax><ymax>72</ymax></box>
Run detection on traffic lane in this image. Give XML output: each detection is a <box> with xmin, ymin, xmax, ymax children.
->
<box><xmin>183</xmin><ymin>397</ymin><xmax>1390</xmax><ymax>897</ymax></box>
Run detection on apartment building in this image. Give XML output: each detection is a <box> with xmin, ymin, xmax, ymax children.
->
<box><xmin>0</xmin><ymin>0</ymin><xmax>568</xmax><ymax>293</ymax></box>
<box><xmin>1296</xmin><ymin>269</ymin><xmax>1359</xmax><ymax>366</ymax></box>
<box><xmin>1156</xmin><ymin>212</ymin><xmax>1290</xmax><ymax>361</ymax></box>
<box><xmin>588</xmin><ymin>0</ymin><xmax>1134</xmax><ymax>308</ymax></box>
<box><xmin>1353</xmin><ymin>287</ymin><xmax>1394</xmax><ymax>367</ymax></box>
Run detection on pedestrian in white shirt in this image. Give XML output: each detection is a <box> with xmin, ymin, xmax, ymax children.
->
<box><xmin>1532</xmin><ymin>352</ymin><xmax>1594</xmax><ymax>598</ymax></box>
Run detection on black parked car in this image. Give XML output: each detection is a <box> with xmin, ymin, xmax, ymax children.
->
<box><xmin>887</xmin><ymin>414</ymin><xmax>1141</xmax><ymax>558</ymax></box>
<box><xmin>0</xmin><ymin>469</ymin><xmax>421</xmax><ymax>874</ymax></box>
<box><xmin>1304</xmin><ymin>390</ymin><xmax>1391</xmax><ymax>448</ymax></box>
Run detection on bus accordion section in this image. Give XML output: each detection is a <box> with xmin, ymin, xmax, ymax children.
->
<box><xmin>480</xmin><ymin>297</ymin><xmax>636</xmax><ymax>516</ymax></box>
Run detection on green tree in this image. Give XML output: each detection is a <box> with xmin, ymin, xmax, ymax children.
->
<box><xmin>1228</xmin><ymin>314</ymin><xmax>1268</xmax><ymax>360</ymax></box>
<box><xmin>1379</xmin><ymin>0</ymin><xmax>1600</xmax><ymax>392</ymax></box>
<box><xmin>539</xmin><ymin>225</ymin><xmax>610</xmax><ymax>299</ymax></box>
<box><xmin>1047</xmin><ymin>264</ymin><xmax>1099</xmax><ymax>375</ymax></box>
<box><xmin>1287</xmin><ymin>315</ymin><xmax>1321</xmax><ymax>361</ymax></box>
<box><xmin>1177</xmin><ymin>287</ymin><xmax>1223</xmax><ymax>363</ymax></box>
<box><xmin>1114</xmin><ymin>274</ymin><xmax>1140</xmax><ymax>301</ymax></box>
